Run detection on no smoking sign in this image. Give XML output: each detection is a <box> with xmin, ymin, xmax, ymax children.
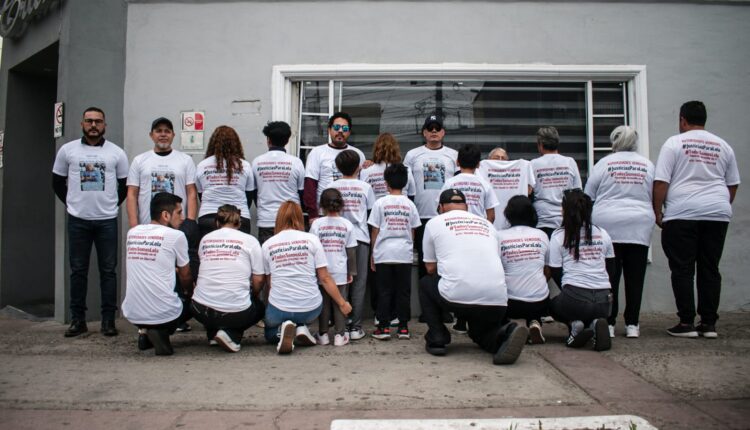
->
<box><xmin>53</xmin><ymin>102</ymin><xmax>64</xmax><ymax>138</ymax></box>
<box><xmin>181</xmin><ymin>111</ymin><xmax>204</xmax><ymax>132</ymax></box>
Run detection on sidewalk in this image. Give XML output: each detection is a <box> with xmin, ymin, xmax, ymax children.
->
<box><xmin>0</xmin><ymin>310</ymin><xmax>747</xmax><ymax>429</ymax></box>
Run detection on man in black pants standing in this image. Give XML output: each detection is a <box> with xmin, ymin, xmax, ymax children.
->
<box><xmin>419</xmin><ymin>189</ymin><xmax>528</xmax><ymax>365</ymax></box>
<box><xmin>654</xmin><ymin>101</ymin><xmax>740</xmax><ymax>339</ymax></box>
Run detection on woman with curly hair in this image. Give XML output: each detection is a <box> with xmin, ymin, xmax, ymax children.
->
<box><xmin>359</xmin><ymin>133</ymin><xmax>416</xmax><ymax>200</ymax></box>
<box><xmin>195</xmin><ymin>125</ymin><xmax>254</xmax><ymax>236</ymax></box>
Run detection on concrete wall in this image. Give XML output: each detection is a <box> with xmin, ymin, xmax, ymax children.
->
<box><xmin>123</xmin><ymin>1</ymin><xmax>750</xmax><ymax>313</ymax></box>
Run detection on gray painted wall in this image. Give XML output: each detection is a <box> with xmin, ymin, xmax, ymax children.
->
<box><xmin>0</xmin><ymin>0</ymin><xmax>128</xmax><ymax>321</ymax></box>
<box><xmin>123</xmin><ymin>1</ymin><xmax>750</xmax><ymax>313</ymax></box>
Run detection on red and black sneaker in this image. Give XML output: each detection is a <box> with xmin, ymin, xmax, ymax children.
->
<box><xmin>372</xmin><ymin>327</ymin><xmax>391</xmax><ymax>340</ymax></box>
<box><xmin>397</xmin><ymin>327</ymin><xmax>410</xmax><ymax>339</ymax></box>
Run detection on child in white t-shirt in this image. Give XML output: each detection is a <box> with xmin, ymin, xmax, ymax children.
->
<box><xmin>310</xmin><ymin>188</ymin><xmax>358</xmax><ymax>346</ymax></box>
<box><xmin>329</xmin><ymin>149</ymin><xmax>375</xmax><ymax>341</ymax></box>
<box><xmin>439</xmin><ymin>144</ymin><xmax>499</xmax><ymax>222</ymax></box>
<box><xmin>367</xmin><ymin>163</ymin><xmax>421</xmax><ymax>340</ymax></box>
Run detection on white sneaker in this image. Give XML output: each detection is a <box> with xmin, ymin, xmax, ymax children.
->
<box><xmin>277</xmin><ymin>320</ymin><xmax>295</xmax><ymax>354</ymax></box>
<box><xmin>208</xmin><ymin>339</ymin><xmax>218</xmax><ymax>346</ymax></box>
<box><xmin>528</xmin><ymin>320</ymin><xmax>545</xmax><ymax>344</ymax></box>
<box><xmin>373</xmin><ymin>317</ymin><xmax>379</xmax><ymax>327</ymax></box>
<box><xmin>390</xmin><ymin>318</ymin><xmax>400</xmax><ymax>327</ymax></box>
<box><xmin>295</xmin><ymin>324</ymin><xmax>316</xmax><ymax>346</ymax></box>
<box><xmin>608</xmin><ymin>325</ymin><xmax>616</xmax><ymax>338</ymax></box>
<box><xmin>626</xmin><ymin>324</ymin><xmax>640</xmax><ymax>338</ymax></box>
<box><xmin>334</xmin><ymin>333</ymin><xmax>350</xmax><ymax>346</ymax></box>
<box><xmin>349</xmin><ymin>328</ymin><xmax>366</xmax><ymax>340</ymax></box>
<box><xmin>214</xmin><ymin>330</ymin><xmax>241</xmax><ymax>353</ymax></box>
<box><xmin>315</xmin><ymin>332</ymin><xmax>330</xmax><ymax>346</ymax></box>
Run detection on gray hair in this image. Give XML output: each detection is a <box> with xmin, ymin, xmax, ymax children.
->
<box><xmin>610</xmin><ymin>125</ymin><xmax>638</xmax><ymax>152</ymax></box>
<box><xmin>488</xmin><ymin>147</ymin><xmax>508</xmax><ymax>160</ymax></box>
<box><xmin>536</xmin><ymin>126</ymin><xmax>559</xmax><ymax>150</ymax></box>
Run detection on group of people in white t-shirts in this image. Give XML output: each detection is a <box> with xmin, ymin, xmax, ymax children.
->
<box><xmin>107</xmin><ymin>105</ymin><xmax>740</xmax><ymax>363</ymax></box>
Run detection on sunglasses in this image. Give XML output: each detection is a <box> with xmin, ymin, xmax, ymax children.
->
<box><xmin>331</xmin><ymin>124</ymin><xmax>350</xmax><ymax>132</ymax></box>
<box><xmin>425</xmin><ymin>125</ymin><xmax>442</xmax><ymax>132</ymax></box>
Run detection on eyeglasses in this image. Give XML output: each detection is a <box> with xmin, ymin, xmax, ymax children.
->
<box><xmin>331</xmin><ymin>124</ymin><xmax>350</xmax><ymax>132</ymax></box>
<box><xmin>425</xmin><ymin>125</ymin><xmax>442</xmax><ymax>132</ymax></box>
<box><xmin>83</xmin><ymin>119</ymin><xmax>104</xmax><ymax>125</ymax></box>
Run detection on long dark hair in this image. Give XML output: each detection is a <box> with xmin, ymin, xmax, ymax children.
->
<box><xmin>561</xmin><ymin>189</ymin><xmax>592</xmax><ymax>261</ymax></box>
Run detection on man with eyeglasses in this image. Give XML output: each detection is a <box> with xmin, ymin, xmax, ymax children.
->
<box><xmin>52</xmin><ymin>107</ymin><xmax>129</xmax><ymax>337</ymax></box>
<box><xmin>303</xmin><ymin>112</ymin><xmax>365</xmax><ymax>221</ymax></box>
<box><xmin>404</xmin><ymin>113</ymin><xmax>458</xmax><ymax>279</ymax></box>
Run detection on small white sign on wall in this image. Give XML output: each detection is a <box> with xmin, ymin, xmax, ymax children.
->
<box><xmin>54</xmin><ymin>102</ymin><xmax>64</xmax><ymax>138</ymax></box>
<box><xmin>181</xmin><ymin>111</ymin><xmax>204</xmax><ymax>132</ymax></box>
<box><xmin>181</xmin><ymin>131</ymin><xmax>204</xmax><ymax>151</ymax></box>
<box><xmin>181</xmin><ymin>111</ymin><xmax>205</xmax><ymax>151</ymax></box>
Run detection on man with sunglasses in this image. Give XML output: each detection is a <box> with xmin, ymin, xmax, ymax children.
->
<box><xmin>52</xmin><ymin>107</ymin><xmax>129</xmax><ymax>337</ymax></box>
<box><xmin>303</xmin><ymin>112</ymin><xmax>365</xmax><ymax>220</ymax></box>
<box><xmin>404</xmin><ymin>113</ymin><xmax>458</xmax><ymax>279</ymax></box>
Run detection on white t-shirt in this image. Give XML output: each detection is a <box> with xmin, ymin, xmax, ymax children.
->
<box><xmin>251</xmin><ymin>150</ymin><xmax>305</xmax><ymax>228</ymax></box>
<box><xmin>305</xmin><ymin>144</ymin><xmax>365</xmax><ymax>205</ymax></box>
<box><xmin>367</xmin><ymin>194</ymin><xmax>421</xmax><ymax>264</ymax></box>
<box><xmin>478</xmin><ymin>159</ymin><xmax>536</xmax><ymax>230</ymax></box>
<box><xmin>654</xmin><ymin>129</ymin><xmax>741</xmax><ymax>222</ymax></box>
<box><xmin>548</xmin><ymin>225</ymin><xmax>614</xmax><ymax>290</ymax></box>
<box><xmin>359</xmin><ymin>162</ymin><xmax>417</xmax><ymax>199</ymax></box>
<box><xmin>530</xmin><ymin>154</ymin><xmax>582</xmax><ymax>229</ymax></box>
<box><xmin>329</xmin><ymin>178</ymin><xmax>376</xmax><ymax>243</ymax></box>
<box><xmin>310</xmin><ymin>216</ymin><xmax>357</xmax><ymax>285</ymax></box>
<box><xmin>195</xmin><ymin>156</ymin><xmax>254</xmax><ymax>219</ymax></box>
<box><xmin>52</xmin><ymin>139</ymin><xmax>129</xmax><ymax>220</ymax></box>
<box><xmin>404</xmin><ymin>145</ymin><xmax>458</xmax><ymax>219</ymax></box>
<box><xmin>423</xmin><ymin>210</ymin><xmax>507</xmax><ymax>306</ymax></box>
<box><xmin>584</xmin><ymin>151</ymin><xmax>655</xmax><ymax>246</ymax></box>
<box><xmin>262</xmin><ymin>229</ymin><xmax>328</xmax><ymax>312</ymax></box>
<box><xmin>127</xmin><ymin>150</ymin><xmax>197</xmax><ymax>225</ymax></box>
<box><xmin>122</xmin><ymin>224</ymin><xmax>189</xmax><ymax>325</ymax></box>
<box><xmin>497</xmin><ymin>226</ymin><xmax>550</xmax><ymax>302</ymax></box>
<box><xmin>438</xmin><ymin>173</ymin><xmax>500</xmax><ymax>219</ymax></box>
<box><xmin>192</xmin><ymin>228</ymin><xmax>264</xmax><ymax>313</ymax></box>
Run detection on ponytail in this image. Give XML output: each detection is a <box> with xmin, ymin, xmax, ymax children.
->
<box><xmin>561</xmin><ymin>189</ymin><xmax>593</xmax><ymax>261</ymax></box>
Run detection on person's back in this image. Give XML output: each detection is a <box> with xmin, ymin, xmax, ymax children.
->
<box><xmin>531</xmin><ymin>153</ymin><xmax>581</xmax><ymax>230</ymax></box>
<box><xmin>262</xmin><ymin>229</ymin><xmax>325</xmax><ymax>311</ymax></box>
<box><xmin>252</xmin><ymin>150</ymin><xmax>305</xmax><ymax>227</ymax></box>
<box><xmin>549</xmin><ymin>225</ymin><xmax>613</xmax><ymax>291</ymax></box>
<box><xmin>196</xmin><ymin>155</ymin><xmax>254</xmax><ymax>219</ymax></box>
<box><xmin>441</xmin><ymin>172</ymin><xmax>498</xmax><ymax>219</ymax></box>
<box><xmin>360</xmin><ymin>162</ymin><xmax>417</xmax><ymax>200</ymax></box>
<box><xmin>657</xmin><ymin>129</ymin><xmax>738</xmax><ymax>222</ymax></box>
<box><xmin>310</xmin><ymin>215</ymin><xmax>356</xmax><ymax>285</ymax></box>
<box><xmin>478</xmin><ymin>158</ymin><xmax>535</xmax><ymax>229</ymax></box>
<box><xmin>497</xmin><ymin>225</ymin><xmax>549</xmax><ymax>302</ymax></box>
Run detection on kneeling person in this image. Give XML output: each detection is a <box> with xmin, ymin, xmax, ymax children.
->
<box><xmin>190</xmin><ymin>205</ymin><xmax>266</xmax><ymax>353</ymax></box>
<box><xmin>122</xmin><ymin>193</ymin><xmax>193</xmax><ymax>355</ymax></box>
<box><xmin>420</xmin><ymin>189</ymin><xmax>528</xmax><ymax>365</ymax></box>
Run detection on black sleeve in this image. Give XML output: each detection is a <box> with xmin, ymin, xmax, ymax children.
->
<box><xmin>197</xmin><ymin>192</ymin><xmax>202</xmax><ymax>201</ymax></box>
<box><xmin>298</xmin><ymin>190</ymin><xmax>305</xmax><ymax>205</ymax></box>
<box><xmin>550</xmin><ymin>267</ymin><xmax>563</xmax><ymax>289</ymax></box>
<box><xmin>246</xmin><ymin>190</ymin><xmax>257</xmax><ymax>209</ymax></box>
<box><xmin>117</xmin><ymin>178</ymin><xmax>127</xmax><ymax>206</ymax></box>
<box><xmin>52</xmin><ymin>174</ymin><xmax>68</xmax><ymax>205</ymax></box>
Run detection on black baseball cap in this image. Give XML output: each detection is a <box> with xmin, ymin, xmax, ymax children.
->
<box><xmin>422</xmin><ymin>113</ymin><xmax>444</xmax><ymax>130</ymax></box>
<box><xmin>438</xmin><ymin>188</ymin><xmax>467</xmax><ymax>205</ymax></box>
<box><xmin>151</xmin><ymin>117</ymin><xmax>174</xmax><ymax>131</ymax></box>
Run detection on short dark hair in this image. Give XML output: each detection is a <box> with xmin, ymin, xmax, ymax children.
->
<box><xmin>335</xmin><ymin>149</ymin><xmax>360</xmax><ymax>176</ymax></box>
<box><xmin>83</xmin><ymin>107</ymin><xmax>105</xmax><ymax>119</ymax></box>
<box><xmin>319</xmin><ymin>188</ymin><xmax>344</xmax><ymax>213</ymax></box>
<box><xmin>150</xmin><ymin>192</ymin><xmax>183</xmax><ymax>221</ymax></box>
<box><xmin>328</xmin><ymin>112</ymin><xmax>352</xmax><ymax>128</ymax></box>
<box><xmin>680</xmin><ymin>101</ymin><xmax>707</xmax><ymax>126</ymax></box>
<box><xmin>384</xmin><ymin>163</ymin><xmax>408</xmax><ymax>190</ymax></box>
<box><xmin>457</xmin><ymin>144</ymin><xmax>481</xmax><ymax>169</ymax></box>
<box><xmin>263</xmin><ymin>121</ymin><xmax>292</xmax><ymax>147</ymax></box>
<box><xmin>504</xmin><ymin>195</ymin><xmax>538</xmax><ymax>228</ymax></box>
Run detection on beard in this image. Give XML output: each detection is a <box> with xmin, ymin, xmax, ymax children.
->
<box><xmin>82</xmin><ymin>126</ymin><xmax>103</xmax><ymax>139</ymax></box>
<box><xmin>155</xmin><ymin>141</ymin><xmax>172</xmax><ymax>151</ymax></box>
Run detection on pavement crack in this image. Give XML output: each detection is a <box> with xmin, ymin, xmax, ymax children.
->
<box><xmin>272</xmin><ymin>409</ymin><xmax>286</xmax><ymax>430</ymax></box>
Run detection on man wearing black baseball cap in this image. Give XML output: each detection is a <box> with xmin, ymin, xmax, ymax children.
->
<box><xmin>404</xmin><ymin>113</ymin><xmax>459</xmax><ymax>281</ymax></box>
<box><xmin>419</xmin><ymin>188</ymin><xmax>528</xmax><ymax>365</ymax></box>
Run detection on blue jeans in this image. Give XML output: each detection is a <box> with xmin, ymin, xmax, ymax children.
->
<box><xmin>68</xmin><ymin>215</ymin><xmax>118</xmax><ymax>320</ymax></box>
<box><xmin>264</xmin><ymin>302</ymin><xmax>322</xmax><ymax>343</ymax></box>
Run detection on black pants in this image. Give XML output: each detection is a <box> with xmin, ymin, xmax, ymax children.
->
<box><xmin>662</xmin><ymin>220</ymin><xmax>728</xmax><ymax>325</ymax></box>
<box><xmin>375</xmin><ymin>263</ymin><xmax>411</xmax><ymax>328</ymax></box>
<box><xmin>507</xmin><ymin>297</ymin><xmax>549</xmax><ymax>325</ymax></box>
<box><xmin>550</xmin><ymin>285</ymin><xmax>611</xmax><ymax>328</ymax></box>
<box><xmin>419</xmin><ymin>274</ymin><xmax>510</xmax><ymax>353</ymax></box>
<box><xmin>608</xmin><ymin>243</ymin><xmax>649</xmax><ymax>326</ymax></box>
<box><xmin>190</xmin><ymin>300</ymin><xmax>265</xmax><ymax>343</ymax></box>
<box><xmin>257</xmin><ymin>227</ymin><xmax>275</xmax><ymax>245</ymax></box>
<box><xmin>414</xmin><ymin>219</ymin><xmax>431</xmax><ymax>280</ymax></box>
<box><xmin>135</xmin><ymin>298</ymin><xmax>192</xmax><ymax>333</ymax></box>
<box><xmin>198</xmin><ymin>214</ymin><xmax>251</xmax><ymax>238</ymax></box>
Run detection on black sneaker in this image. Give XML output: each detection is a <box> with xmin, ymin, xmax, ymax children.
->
<box><xmin>592</xmin><ymin>318</ymin><xmax>611</xmax><ymax>351</ymax></box>
<box><xmin>494</xmin><ymin>324</ymin><xmax>529</xmax><ymax>365</ymax></box>
<box><xmin>425</xmin><ymin>343</ymin><xmax>447</xmax><ymax>356</ymax></box>
<box><xmin>101</xmin><ymin>320</ymin><xmax>118</xmax><ymax>337</ymax></box>
<box><xmin>666</xmin><ymin>323</ymin><xmax>698</xmax><ymax>338</ymax></box>
<box><xmin>397</xmin><ymin>326</ymin><xmax>410</xmax><ymax>339</ymax></box>
<box><xmin>64</xmin><ymin>320</ymin><xmax>88</xmax><ymax>338</ymax></box>
<box><xmin>566</xmin><ymin>324</ymin><xmax>594</xmax><ymax>348</ymax></box>
<box><xmin>175</xmin><ymin>322</ymin><xmax>192</xmax><ymax>333</ymax></box>
<box><xmin>146</xmin><ymin>328</ymin><xmax>174</xmax><ymax>356</ymax></box>
<box><xmin>137</xmin><ymin>330</ymin><xmax>153</xmax><ymax>351</ymax></box>
<box><xmin>696</xmin><ymin>322</ymin><xmax>718</xmax><ymax>339</ymax></box>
